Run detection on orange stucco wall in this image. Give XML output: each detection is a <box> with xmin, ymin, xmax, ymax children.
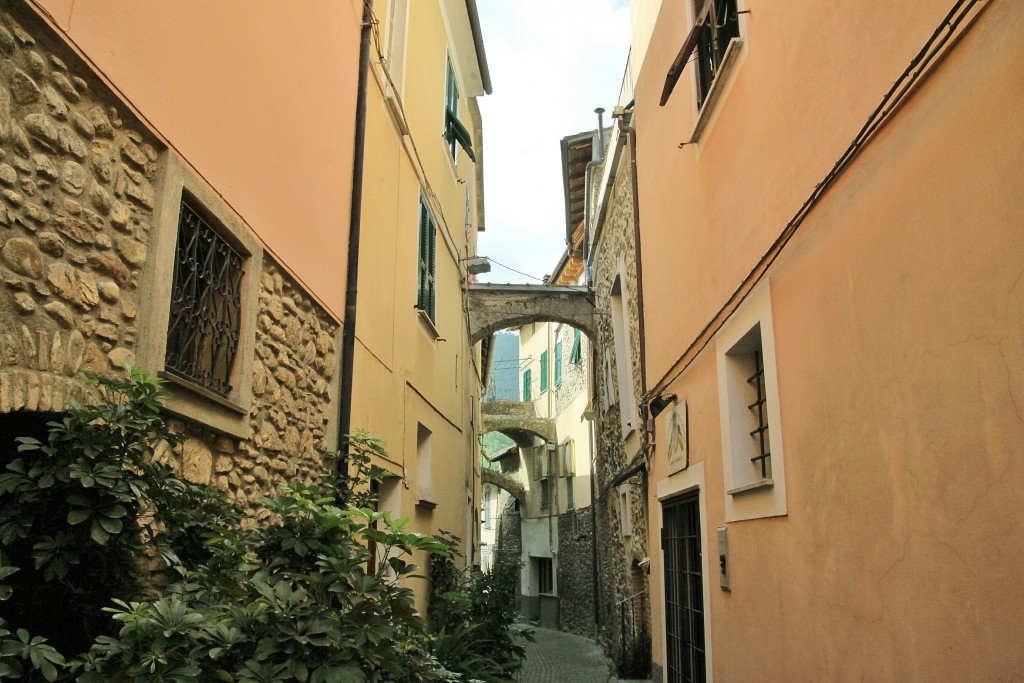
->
<box><xmin>636</xmin><ymin>0</ymin><xmax>1024</xmax><ymax>679</ymax></box>
<box><xmin>31</xmin><ymin>0</ymin><xmax>363</xmax><ymax>320</ymax></box>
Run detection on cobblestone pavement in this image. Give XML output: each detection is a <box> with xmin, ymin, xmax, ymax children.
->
<box><xmin>516</xmin><ymin>625</ymin><xmax>618</xmax><ymax>683</ymax></box>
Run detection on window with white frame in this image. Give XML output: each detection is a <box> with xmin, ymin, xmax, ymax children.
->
<box><xmin>717</xmin><ymin>284</ymin><xmax>787</xmax><ymax>521</ymax></box>
<box><xmin>692</xmin><ymin>0</ymin><xmax>741</xmax><ymax>110</ymax></box>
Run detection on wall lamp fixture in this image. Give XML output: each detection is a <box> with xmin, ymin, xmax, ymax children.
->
<box><xmin>649</xmin><ymin>393</ymin><xmax>678</xmax><ymax>418</ymax></box>
<box><xmin>463</xmin><ymin>256</ymin><xmax>491</xmax><ymax>275</ymax></box>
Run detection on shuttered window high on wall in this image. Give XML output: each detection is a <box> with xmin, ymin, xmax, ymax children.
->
<box><xmin>554</xmin><ymin>340</ymin><xmax>563</xmax><ymax>386</ymax></box>
<box><xmin>540</xmin><ymin>351</ymin><xmax>549</xmax><ymax>393</ymax></box>
<box><xmin>416</xmin><ymin>197</ymin><xmax>436</xmax><ymax>322</ymax></box>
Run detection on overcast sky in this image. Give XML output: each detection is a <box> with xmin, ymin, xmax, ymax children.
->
<box><xmin>474</xmin><ymin>0</ymin><xmax>631</xmax><ymax>284</ymax></box>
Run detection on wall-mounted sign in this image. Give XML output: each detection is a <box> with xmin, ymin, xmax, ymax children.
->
<box><xmin>666</xmin><ymin>400</ymin><xmax>688</xmax><ymax>475</ymax></box>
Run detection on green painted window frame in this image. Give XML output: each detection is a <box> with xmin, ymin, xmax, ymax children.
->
<box><xmin>554</xmin><ymin>340</ymin><xmax>563</xmax><ymax>386</ymax></box>
<box><xmin>443</xmin><ymin>56</ymin><xmax>474</xmax><ymax>162</ymax></box>
<box><xmin>540</xmin><ymin>351</ymin><xmax>549</xmax><ymax>393</ymax></box>
<box><xmin>569</xmin><ymin>328</ymin><xmax>582</xmax><ymax>364</ymax></box>
<box><xmin>523</xmin><ymin>368</ymin><xmax>532</xmax><ymax>401</ymax></box>
<box><xmin>416</xmin><ymin>197</ymin><xmax>436</xmax><ymax>321</ymax></box>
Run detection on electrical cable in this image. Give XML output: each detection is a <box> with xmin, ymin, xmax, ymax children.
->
<box><xmin>483</xmin><ymin>257</ymin><xmax>548</xmax><ymax>282</ymax></box>
<box><xmin>646</xmin><ymin>0</ymin><xmax>983</xmax><ymax>401</ymax></box>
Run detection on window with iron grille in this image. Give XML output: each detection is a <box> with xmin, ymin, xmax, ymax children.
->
<box><xmin>716</xmin><ymin>285</ymin><xmax>787</xmax><ymax>520</ymax></box>
<box><xmin>165</xmin><ymin>197</ymin><xmax>244</xmax><ymax>396</ymax></box>
<box><xmin>723</xmin><ymin>324</ymin><xmax>772</xmax><ymax>487</ymax></box>
<box><xmin>416</xmin><ymin>197</ymin><xmax>437</xmax><ymax>322</ymax></box>
<box><xmin>747</xmin><ymin>348</ymin><xmax>771</xmax><ymax>479</ymax></box>
<box><xmin>693</xmin><ymin>0</ymin><xmax>740</xmax><ymax>110</ymax></box>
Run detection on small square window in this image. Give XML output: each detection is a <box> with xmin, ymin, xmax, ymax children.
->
<box><xmin>717</xmin><ymin>284</ymin><xmax>787</xmax><ymax>521</ymax></box>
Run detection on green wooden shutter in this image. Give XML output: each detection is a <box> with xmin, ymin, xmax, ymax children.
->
<box><xmin>554</xmin><ymin>341</ymin><xmax>563</xmax><ymax>386</ymax></box>
<box><xmin>540</xmin><ymin>351</ymin><xmax>549</xmax><ymax>392</ymax></box>
<box><xmin>523</xmin><ymin>369</ymin><xmax>532</xmax><ymax>401</ymax></box>
<box><xmin>417</xmin><ymin>198</ymin><xmax>436</xmax><ymax>321</ymax></box>
<box><xmin>569</xmin><ymin>328</ymin><xmax>582</xmax><ymax>363</ymax></box>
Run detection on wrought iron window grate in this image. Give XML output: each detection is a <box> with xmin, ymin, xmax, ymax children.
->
<box><xmin>746</xmin><ymin>349</ymin><xmax>771</xmax><ymax>478</ymax></box>
<box><xmin>165</xmin><ymin>199</ymin><xmax>244</xmax><ymax>396</ymax></box>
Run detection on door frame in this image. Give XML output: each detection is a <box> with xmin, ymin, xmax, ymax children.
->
<box><xmin>656</xmin><ymin>462</ymin><xmax>713</xmax><ymax>682</ymax></box>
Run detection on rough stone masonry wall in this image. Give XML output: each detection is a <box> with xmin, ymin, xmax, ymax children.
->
<box><xmin>495</xmin><ymin>505</ymin><xmax>523</xmax><ymax>611</ymax></box>
<box><xmin>154</xmin><ymin>258</ymin><xmax>339</xmax><ymax>520</ymax></box>
<box><xmin>553</xmin><ymin>325</ymin><xmax>587</xmax><ymax>416</ymax></box>
<box><xmin>0</xmin><ymin>7</ymin><xmax>340</xmax><ymax>520</ymax></box>
<box><xmin>557</xmin><ymin>506</ymin><xmax>596</xmax><ymax>636</ymax></box>
<box><xmin>0</xmin><ymin>8</ymin><xmax>159</xmax><ymax>414</ymax></box>
<box><xmin>591</xmin><ymin>150</ymin><xmax>650</xmax><ymax>656</ymax></box>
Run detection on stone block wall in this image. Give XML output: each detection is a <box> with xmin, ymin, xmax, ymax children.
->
<box><xmin>0</xmin><ymin>8</ymin><xmax>159</xmax><ymax>412</ymax></box>
<box><xmin>557</xmin><ymin>506</ymin><xmax>596</xmax><ymax>636</ymax></box>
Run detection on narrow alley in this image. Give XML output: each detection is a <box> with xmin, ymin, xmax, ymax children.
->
<box><xmin>518</xmin><ymin>627</ymin><xmax>626</xmax><ymax>683</ymax></box>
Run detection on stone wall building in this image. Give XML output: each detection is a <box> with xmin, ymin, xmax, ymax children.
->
<box><xmin>566</xmin><ymin>104</ymin><xmax>651</xmax><ymax>665</ymax></box>
<box><xmin>0</xmin><ymin>2</ymin><xmax>357</xmax><ymax>515</ymax></box>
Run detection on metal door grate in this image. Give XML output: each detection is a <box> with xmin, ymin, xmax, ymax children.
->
<box><xmin>663</xmin><ymin>492</ymin><xmax>705</xmax><ymax>682</ymax></box>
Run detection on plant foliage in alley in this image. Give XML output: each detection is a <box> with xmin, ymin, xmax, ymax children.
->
<box><xmin>0</xmin><ymin>368</ymin><xmax>522</xmax><ymax>682</ymax></box>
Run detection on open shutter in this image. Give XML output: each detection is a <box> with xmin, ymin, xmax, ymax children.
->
<box><xmin>540</xmin><ymin>351</ymin><xmax>549</xmax><ymax>392</ymax></box>
<box><xmin>554</xmin><ymin>340</ymin><xmax>563</xmax><ymax>386</ymax></box>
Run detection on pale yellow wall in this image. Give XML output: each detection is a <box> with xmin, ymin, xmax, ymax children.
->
<box><xmin>350</xmin><ymin>0</ymin><xmax>486</xmax><ymax>606</ymax></box>
<box><xmin>31</xmin><ymin>0</ymin><xmax>362</xmax><ymax>319</ymax></box>
<box><xmin>637</xmin><ymin>0</ymin><xmax>1024</xmax><ymax>679</ymax></box>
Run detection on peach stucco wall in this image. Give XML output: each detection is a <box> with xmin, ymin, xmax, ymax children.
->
<box><xmin>31</xmin><ymin>0</ymin><xmax>363</xmax><ymax>320</ymax></box>
<box><xmin>637</xmin><ymin>0</ymin><xmax>1024</xmax><ymax>680</ymax></box>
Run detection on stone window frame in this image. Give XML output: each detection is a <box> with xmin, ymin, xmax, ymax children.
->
<box><xmin>716</xmin><ymin>281</ymin><xmax>787</xmax><ymax>522</ymax></box>
<box><xmin>137</xmin><ymin>152</ymin><xmax>262</xmax><ymax>439</ymax></box>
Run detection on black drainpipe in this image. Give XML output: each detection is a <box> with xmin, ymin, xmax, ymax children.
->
<box><xmin>336</xmin><ymin>0</ymin><xmax>374</xmax><ymax>479</ymax></box>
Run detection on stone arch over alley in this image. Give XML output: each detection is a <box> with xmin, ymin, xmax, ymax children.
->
<box><xmin>467</xmin><ymin>284</ymin><xmax>596</xmax><ymax>344</ymax></box>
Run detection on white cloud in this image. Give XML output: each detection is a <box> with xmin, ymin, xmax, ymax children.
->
<box><xmin>474</xmin><ymin>0</ymin><xmax>631</xmax><ymax>283</ymax></box>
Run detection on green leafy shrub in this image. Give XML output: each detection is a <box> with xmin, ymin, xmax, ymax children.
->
<box><xmin>0</xmin><ymin>368</ymin><xmax>462</xmax><ymax>682</ymax></box>
<box><xmin>427</xmin><ymin>537</ymin><xmax>530</xmax><ymax>683</ymax></box>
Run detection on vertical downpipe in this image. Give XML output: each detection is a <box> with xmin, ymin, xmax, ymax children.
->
<box><xmin>336</xmin><ymin>0</ymin><xmax>374</xmax><ymax>479</ymax></box>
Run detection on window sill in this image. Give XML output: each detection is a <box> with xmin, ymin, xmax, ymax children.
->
<box><xmin>416</xmin><ymin>498</ymin><xmax>437</xmax><ymax>511</ymax></box>
<box><xmin>160</xmin><ymin>370</ymin><xmax>248</xmax><ymax>416</ymax></box>
<box><xmin>689</xmin><ymin>38</ymin><xmax>744</xmax><ymax>144</ymax></box>
<box><xmin>727</xmin><ymin>478</ymin><xmax>774</xmax><ymax>496</ymax></box>
<box><xmin>414</xmin><ymin>308</ymin><xmax>442</xmax><ymax>340</ymax></box>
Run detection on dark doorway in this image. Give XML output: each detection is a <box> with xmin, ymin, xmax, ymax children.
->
<box><xmin>662</xmin><ymin>491</ymin><xmax>705</xmax><ymax>682</ymax></box>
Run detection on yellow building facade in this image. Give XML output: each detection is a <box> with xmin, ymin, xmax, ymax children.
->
<box><xmin>349</xmin><ymin>0</ymin><xmax>491</xmax><ymax>607</ymax></box>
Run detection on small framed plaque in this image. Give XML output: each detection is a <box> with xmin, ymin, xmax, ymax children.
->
<box><xmin>665</xmin><ymin>400</ymin><xmax>689</xmax><ymax>475</ymax></box>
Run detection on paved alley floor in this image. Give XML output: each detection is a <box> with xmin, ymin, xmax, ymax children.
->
<box><xmin>516</xmin><ymin>625</ymin><xmax>620</xmax><ymax>683</ymax></box>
